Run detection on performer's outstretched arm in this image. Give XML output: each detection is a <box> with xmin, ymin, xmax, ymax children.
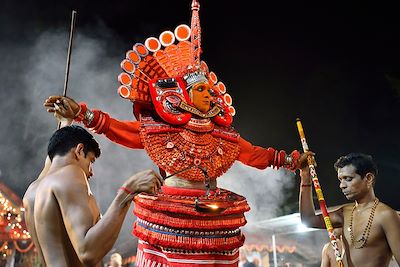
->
<box><xmin>237</xmin><ymin>137</ymin><xmax>300</xmax><ymax>170</ymax></box>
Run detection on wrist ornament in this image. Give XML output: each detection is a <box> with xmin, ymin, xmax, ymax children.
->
<box><xmin>73</xmin><ymin>102</ymin><xmax>95</xmax><ymax>126</ymax></box>
<box><xmin>284</xmin><ymin>150</ymin><xmax>301</xmax><ymax>171</ymax></box>
<box><xmin>271</xmin><ymin>149</ymin><xmax>286</xmax><ymax>169</ymax></box>
<box><xmin>300</xmin><ymin>183</ymin><xmax>312</xmax><ymax>187</ymax></box>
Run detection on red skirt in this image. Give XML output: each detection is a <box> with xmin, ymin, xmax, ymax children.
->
<box><xmin>132</xmin><ymin>186</ymin><xmax>250</xmax><ymax>266</ymax></box>
<box><xmin>135</xmin><ymin>239</ymin><xmax>240</xmax><ymax>267</ymax></box>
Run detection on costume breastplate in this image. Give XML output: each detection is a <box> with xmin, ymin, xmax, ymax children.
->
<box><xmin>139</xmin><ymin>116</ymin><xmax>241</xmax><ymax>181</ymax></box>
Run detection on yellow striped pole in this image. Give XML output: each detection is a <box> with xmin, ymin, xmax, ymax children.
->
<box><xmin>296</xmin><ymin>118</ymin><xmax>344</xmax><ymax>267</ymax></box>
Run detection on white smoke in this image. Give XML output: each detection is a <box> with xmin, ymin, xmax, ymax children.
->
<box><xmin>219</xmin><ymin>162</ymin><xmax>296</xmax><ymax>226</ymax></box>
<box><xmin>0</xmin><ymin>24</ymin><xmax>296</xmax><ymax>257</ymax></box>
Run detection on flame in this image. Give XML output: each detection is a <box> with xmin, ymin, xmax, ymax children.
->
<box><xmin>205</xmin><ymin>204</ymin><xmax>219</xmax><ymax>210</ymax></box>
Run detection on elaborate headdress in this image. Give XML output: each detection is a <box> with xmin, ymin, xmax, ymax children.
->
<box><xmin>116</xmin><ymin>0</ymin><xmax>235</xmax><ymax>126</ymax></box>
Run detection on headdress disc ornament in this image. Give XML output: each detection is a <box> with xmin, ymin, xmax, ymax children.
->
<box><xmin>116</xmin><ymin>0</ymin><xmax>236</xmax><ymax>125</ymax></box>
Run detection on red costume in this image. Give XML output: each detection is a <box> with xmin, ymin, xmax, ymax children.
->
<box><xmin>74</xmin><ymin>1</ymin><xmax>300</xmax><ymax>266</ymax></box>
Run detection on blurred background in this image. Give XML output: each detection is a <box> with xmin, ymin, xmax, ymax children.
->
<box><xmin>0</xmin><ymin>0</ymin><xmax>399</xmax><ymax>266</ymax></box>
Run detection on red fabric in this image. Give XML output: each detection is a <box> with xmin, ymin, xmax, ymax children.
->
<box><xmin>289</xmin><ymin>150</ymin><xmax>301</xmax><ymax>170</ymax></box>
<box><xmin>136</xmin><ymin>241</ymin><xmax>239</xmax><ymax>267</ymax></box>
<box><xmin>103</xmin><ymin>118</ymin><xmax>144</xmax><ymax>149</ymax></box>
<box><xmin>134</xmin><ymin>192</ymin><xmax>250</xmax><ymax>217</ymax></box>
<box><xmin>237</xmin><ymin>137</ymin><xmax>276</xmax><ymax>169</ymax></box>
<box><xmin>161</xmin><ymin>186</ymin><xmax>217</xmax><ymax>197</ymax></box>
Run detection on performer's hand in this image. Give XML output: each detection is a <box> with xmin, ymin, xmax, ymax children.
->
<box><xmin>55</xmin><ymin>113</ymin><xmax>73</xmax><ymax>128</ymax></box>
<box><xmin>123</xmin><ymin>169</ymin><xmax>163</xmax><ymax>195</ymax></box>
<box><xmin>44</xmin><ymin>96</ymin><xmax>80</xmax><ymax>119</ymax></box>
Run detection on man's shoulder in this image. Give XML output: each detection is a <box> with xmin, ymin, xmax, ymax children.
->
<box><xmin>321</xmin><ymin>242</ymin><xmax>330</xmax><ymax>254</ymax></box>
<box><xmin>23</xmin><ymin>180</ymin><xmax>41</xmax><ymax>205</ymax></box>
<box><xmin>47</xmin><ymin>165</ymin><xmax>85</xmax><ymax>180</ymax></box>
<box><xmin>376</xmin><ymin>201</ymin><xmax>399</xmax><ymax>220</ymax></box>
<box><xmin>37</xmin><ymin>165</ymin><xmax>86</xmax><ymax>191</ymax></box>
<box><xmin>340</xmin><ymin>203</ymin><xmax>354</xmax><ymax>212</ymax></box>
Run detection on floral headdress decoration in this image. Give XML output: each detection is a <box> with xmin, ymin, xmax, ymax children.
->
<box><xmin>117</xmin><ymin>0</ymin><xmax>235</xmax><ymax>126</ymax></box>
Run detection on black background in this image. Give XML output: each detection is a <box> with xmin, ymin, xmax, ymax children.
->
<box><xmin>1</xmin><ymin>0</ymin><xmax>399</xmax><ymax>211</ymax></box>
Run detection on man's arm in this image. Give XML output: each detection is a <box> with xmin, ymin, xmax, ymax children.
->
<box><xmin>320</xmin><ymin>243</ymin><xmax>331</xmax><ymax>267</ymax></box>
<box><xmin>54</xmin><ymin>166</ymin><xmax>162</xmax><ymax>266</ymax></box>
<box><xmin>380</xmin><ymin>207</ymin><xmax>400</xmax><ymax>264</ymax></box>
<box><xmin>299</xmin><ymin>167</ymin><xmax>343</xmax><ymax>228</ymax></box>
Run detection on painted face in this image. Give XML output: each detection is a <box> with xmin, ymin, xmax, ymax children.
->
<box><xmin>190</xmin><ymin>82</ymin><xmax>215</xmax><ymax>113</ymax></box>
<box><xmin>337</xmin><ymin>164</ymin><xmax>369</xmax><ymax>201</ymax></box>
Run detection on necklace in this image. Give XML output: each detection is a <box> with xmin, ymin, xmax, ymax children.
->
<box><xmin>348</xmin><ymin>198</ymin><xmax>379</xmax><ymax>249</ymax></box>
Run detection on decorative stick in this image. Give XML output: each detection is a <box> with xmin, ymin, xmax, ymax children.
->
<box><xmin>57</xmin><ymin>10</ymin><xmax>77</xmax><ymax>129</ymax></box>
<box><xmin>296</xmin><ymin>118</ymin><xmax>344</xmax><ymax>267</ymax></box>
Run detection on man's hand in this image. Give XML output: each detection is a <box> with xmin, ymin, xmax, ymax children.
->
<box><xmin>44</xmin><ymin>96</ymin><xmax>80</xmax><ymax>120</ymax></box>
<box><xmin>298</xmin><ymin>151</ymin><xmax>315</xmax><ymax>169</ymax></box>
<box><xmin>298</xmin><ymin>151</ymin><xmax>315</xmax><ymax>184</ymax></box>
<box><xmin>123</xmin><ymin>169</ymin><xmax>163</xmax><ymax>195</ymax></box>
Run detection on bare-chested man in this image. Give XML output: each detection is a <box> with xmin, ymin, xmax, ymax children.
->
<box><xmin>299</xmin><ymin>153</ymin><xmax>400</xmax><ymax>267</ymax></box>
<box><xmin>23</xmin><ymin>125</ymin><xmax>163</xmax><ymax>266</ymax></box>
<box><xmin>23</xmin><ymin>116</ymin><xmax>72</xmax><ymax>265</ymax></box>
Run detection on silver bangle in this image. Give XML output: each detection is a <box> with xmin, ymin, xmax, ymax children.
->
<box><xmin>284</xmin><ymin>154</ymin><xmax>293</xmax><ymax>166</ymax></box>
<box><xmin>84</xmin><ymin>109</ymin><xmax>94</xmax><ymax>125</ymax></box>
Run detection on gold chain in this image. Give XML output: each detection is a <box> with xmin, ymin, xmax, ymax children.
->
<box><xmin>349</xmin><ymin>198</ymin><xmax>379</xmax><ymax>249</ymax></box>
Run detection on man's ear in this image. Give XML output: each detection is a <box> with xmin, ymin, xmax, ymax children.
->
<box><xmin>365</xmin><ymin>172</ymin><xmax>375</xmax><ymax>187</ymax></box>
<box><xmin>74</xmin><ymin>143</ymin><xmax>85</xmax><ymax>159</ymax></box>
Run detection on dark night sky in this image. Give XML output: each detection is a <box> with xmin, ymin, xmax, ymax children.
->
<box><xmin>1</xmin><ymin>0</ymin><xmax>399</xmax><ymax>221</ymax></box>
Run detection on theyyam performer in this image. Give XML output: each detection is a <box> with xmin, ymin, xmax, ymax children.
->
<box><xmin>45</xmin><ymin>1</ymin><xmax>304</xmax><ymax>266</ymax></box>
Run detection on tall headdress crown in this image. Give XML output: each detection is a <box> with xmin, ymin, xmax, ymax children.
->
<box><xmin>116</xmin><ymin>0</ymin><xmax>236</xmax><ymax>118</ymax></box>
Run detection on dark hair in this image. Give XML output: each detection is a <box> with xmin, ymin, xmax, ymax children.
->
<box><xmin>334</xmin><ymin>153</ymin><xmax>378</xmax><ymax>178</ymax></box>
<box><xmin>48</xmin><ymin>125</ymin><xmax>101</xmax><ymax>160</ymax></box>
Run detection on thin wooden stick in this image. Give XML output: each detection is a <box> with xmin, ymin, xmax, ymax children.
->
<box><xmin>57</xmin><ymin>10</ymin><xmax>77</xmax><ymax>129</ymax></box>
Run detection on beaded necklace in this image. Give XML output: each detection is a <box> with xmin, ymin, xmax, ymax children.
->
<box><xmin>348</xmin><ymin>198</ymin><xmax>379</xmax><ymax>249</ymax></box>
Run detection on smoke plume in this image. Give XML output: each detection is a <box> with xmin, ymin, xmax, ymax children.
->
<box><xmin>0</xmin><ymin>24</ymin><xmax>296</xmax><ymax>257</ymax></box>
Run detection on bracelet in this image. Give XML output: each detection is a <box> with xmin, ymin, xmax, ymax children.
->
<box><xmin>284</xmin><ymin>154</ymin><xmax>293</xmax><ymax>166</ymax></box>
<box><xmin>301</xmin><ymin>183</ymin><xmax>312</xmax><ymax>187</ymax></box>
<box><xmin>83</xmin><ymin>109</ymin><xmax>95</xmax><ymax>125</ymax></box>
<box><xmin>119</xmin><ymin>186</ymin><xmax>134</xmax><ymax>195</ymax></box>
